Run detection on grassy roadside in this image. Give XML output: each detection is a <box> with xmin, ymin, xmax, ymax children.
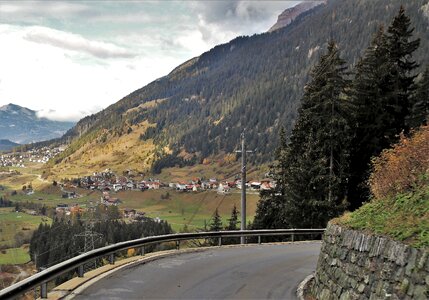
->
<box><xmin>335</xmin><ymin>184</ymin><xmax>429</xmax><ymax>248</ymax></box>
<box><xmin>336</xmin><ymin>127</ymin><xmax>429</xmax><ymax>249</ymax></box>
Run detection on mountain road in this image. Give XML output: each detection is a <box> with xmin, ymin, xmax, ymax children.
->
<box><xmin>72</xmin><ymin>242</ymin><xmax>321</xmax><ymax>299</ymax></box>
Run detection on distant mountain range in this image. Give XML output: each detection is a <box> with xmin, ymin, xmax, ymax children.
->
<box><xmin>47</xmin><ymin>0</ymin><xmax>429</xmax><ymax>176</ymax></box>
<box><xmin>0</xmin><ymin>104</ymin><xmax>75</xmax><ymax>144</ymax></box>
<box><xmin>0</xmin><ymin>139</ymin><xmax>19</xmax><ymax>151</ymax></box>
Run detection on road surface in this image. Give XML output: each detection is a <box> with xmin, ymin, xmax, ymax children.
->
<box><xmin>73</xmin><ymin>242</ymin><xmax>321</xmax><ymax>299</ymax></box>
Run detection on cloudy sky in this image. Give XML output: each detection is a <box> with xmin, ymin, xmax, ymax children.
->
<box><xmin>0</xmin><ymin>1</ymin><xmax>300</xmax><ymax>122</ymax></box>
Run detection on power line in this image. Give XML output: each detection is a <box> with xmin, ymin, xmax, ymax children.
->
<box><xmin>73</xmin><ymin>201</ymin><xmax>103</xmax><ymax>271</ymax></box>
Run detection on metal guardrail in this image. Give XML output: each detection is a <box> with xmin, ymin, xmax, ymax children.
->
<box><xmin>0</xmin><ymin>228</ymin><xmax>325</xmax><ymax>299</ymax></box>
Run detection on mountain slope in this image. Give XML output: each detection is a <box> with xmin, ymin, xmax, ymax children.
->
<box><xmin>49</xmin><ymin>0</ymin><xmax>429</xmax><ymax>176</ymax></box>
<box><xmin>0</xmin><ymin>139</ymin><xmax>19</xmax><ymax>151</ymax></box>
<box><xmin>0</xmin><ymin>104</ymin><xmax>75</xmax><ymax>144</ymax></box>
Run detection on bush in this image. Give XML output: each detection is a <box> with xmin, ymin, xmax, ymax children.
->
<box><xmin>369</xmin><ymin>126</ymin><xmax>429</xmax><ymax>199</ymax></box>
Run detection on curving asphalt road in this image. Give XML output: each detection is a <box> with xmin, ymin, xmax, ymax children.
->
<box><xmin>73</xmin><ymin>242</ymin><xmax>321</xmax><ymax>300</ymax></box>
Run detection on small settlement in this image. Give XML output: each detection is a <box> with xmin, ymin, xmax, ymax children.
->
<box><xmin>68</xmin><ymin>170</ymin><xmax>276</xmax><ymax>194</ymax></box>
<box><xmin>0</xmin><ymin>146</ymin><xmax>64</xmax><ymax>167</ymax></box>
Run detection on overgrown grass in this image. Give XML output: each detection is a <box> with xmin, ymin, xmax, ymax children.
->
<box><xmin>336</xmin><ymin>184</ymin><xmax>429</xmax><ymax>248</ymax></box>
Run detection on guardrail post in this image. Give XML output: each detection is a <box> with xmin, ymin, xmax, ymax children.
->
<box><xmin>291</xmin><ymin>233</ymin><xmax>295</xmax><ymax>242</ymax></box>
<box><xmin>109</xmin><ymin>253</ymin><xmax>115</xmax><ymax>265</ymax></box>
<box><xmin>141</xmin><ymin>246</ymin><xmax>145</xmax><ymax>256</ymax></box>
<box><xmin>40</xmin><ymin>282</ymin><xmax>47</xmax><ymax>299</ymax></box>
<box><xmin>78</xmin><ymin>265</ymin><xmax>84</xmax><ymax>277</ymax></box>
<box><xmin>258</xmin><ymin>235</ymin><xmax>261</xmax><ymax>244</ymax></box>
<box><xmin>218</xmin><ymin>237</ymin><xmax>222</xmax><ymax>246</ymax></box>
<box><xmin>176</xmin><ymin>240</ymin><xmax>180</xmax><ymax>250</ymax></box>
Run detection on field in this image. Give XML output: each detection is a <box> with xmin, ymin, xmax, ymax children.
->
<box><xmin>0</xmin><ymin>208</ymin><xmax>51</xmax><ymax>248</ymax></box>
<box><xmin>117</xmin><ymin>189</ymin><xmax>260</xmax><ymax>231</ymax></box>
<box><xmin>7</xmin><ymin>187</ymin><xmax>100</xmax><ymax>207</ymax></box>
<box><xmin>0</xmin><ymin>246</ymin><xmax>30</xmax><ymax>265</ymax></box>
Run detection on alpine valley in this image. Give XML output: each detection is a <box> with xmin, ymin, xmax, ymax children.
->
<box><xmin>41</xmin><ymin>0</ymin><xmax>429</xmax><ymax>178</ymax></box>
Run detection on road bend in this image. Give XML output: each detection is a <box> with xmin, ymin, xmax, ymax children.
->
<box><xmin>72</xmin><ymin>242</ymin><xmax>321</xmax><ymax>300</ymax></box>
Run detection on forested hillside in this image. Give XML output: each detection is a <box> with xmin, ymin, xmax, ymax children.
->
<box><xmin>49</xmin><ymin>0</ymin><xmax>429</xmax><ymax>174</ymax></box>
<box><xmin>253</xmin><ymin>5</ymin><xmax>428</xmax><ymax>229</ymax></box>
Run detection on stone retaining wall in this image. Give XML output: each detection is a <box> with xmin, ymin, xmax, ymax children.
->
<box><xmin>311</xmin><ymin>223</ymin><xmax>429</xmax><ymax>299</ymax></box>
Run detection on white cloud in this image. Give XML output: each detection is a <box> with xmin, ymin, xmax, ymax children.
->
<box><xmin>189</xmin><ymin>1</ymin><xmax>300</xmax><ymax>35</ymax></box>
<box><xmin>0</xmin><ymin>1</ymin><xmax>91</xmax><ymax>19</ymax></box>
<box><xmin>0</xmin><ymin>1</ymin><xmax>298</xmax><ymax>122</ymax></box>
<box><xmin>24</xmin><ymin>26</ymin><xmax>137</xmax><ymax>59</ymax></box>
<box><xmin>0</xmin><ymin>24</ymin><xmax>183</xmax><ymax>122</ymax></box>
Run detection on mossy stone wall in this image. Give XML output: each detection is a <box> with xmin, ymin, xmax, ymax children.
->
<box><xmin>311</xmin><ymin>224</ymin><xmax>429</xmax><ymax>300</ymax></box>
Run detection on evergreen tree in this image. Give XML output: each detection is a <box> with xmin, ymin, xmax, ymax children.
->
<box><xmin>284</xmin><ymin>41</ymin><xmax>351</xmax><ymax>228</ymax></box>
<box><xmin>411</xmin><ymin>66</ymin><xmax>429</xmax><ymax>127</ymax></box>
<box><xmin>223</xmin><ymin>205</ymin><xmax>240</xmax><ymax>244</ymax></box>
<box><xmin>226</xmin><ymin>205</ymin><xmax>239</xmax><ymax>231</ymax></box>
<box><xmin>208</xmin><ymin>209</ymin><xmax>222</xmax><ymax>246</ymax></box>
<box><xmin>348</xmin><ymin>26</ymin><xmax>391</xmax><ymax>209</ymax></box>
<box><xmin>348</xmin><ymin>7</ymin><xmax>420</xmax><ymax>209</ymax></box>
<box><xmin>385</xmin><ymin>6</ymin><xmax>420</xmax><ymax>134</ymax></box>
<box><xmin>209</xmin><ymin>209</ymin><xmax>222</xmax><ymax>232</ymax></box>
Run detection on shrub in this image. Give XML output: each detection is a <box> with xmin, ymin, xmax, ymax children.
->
<box><xmin>369</xmin><ymin>126</ymin><xmax>429</xmax><ymax>199</ymax></box>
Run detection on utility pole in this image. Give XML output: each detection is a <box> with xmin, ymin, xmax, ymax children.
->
<box><xmin>235</xmin><ymin>129</ymin><xmax>253</xmax><ymax>244</ymax></box>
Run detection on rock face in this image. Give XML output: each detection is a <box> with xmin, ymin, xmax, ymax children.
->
<box><xmin>268</xmin><ymin>1</ymin><xmax>326</xmax><ymax>33</ymax></box>
<box><xmin>0</xmin><ymin>103</ymin><xmax>75</xmax><ymax>144</ymax></box>
<box><xmin>311</xmin><ymin>224</ymin><xmax>429</xmax><ymax>300</ymax></box>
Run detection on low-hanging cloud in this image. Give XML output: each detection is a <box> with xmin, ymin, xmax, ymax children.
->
<box><xmin>36</xmin><ymin>105</ymin><xmax>104</xmax><ymax>122</ymax></box>
<box><xmin>24</xmin><ymin>26</ymin><xmax>137</xmax><ymax>59</ymax></box>
<box><xmin>190</xmin><ymin>1</ymin><xmax>300</xmax><ymax>32</ymax></box>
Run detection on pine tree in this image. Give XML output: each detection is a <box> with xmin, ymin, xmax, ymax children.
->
<box><xmin>226</xmin><ymin>205</ymin><xmax>239</xmax><ymax>231</ymax></box>
<box><xmin>284</xmin><ymin>40</ymin><xmax>351</xmax><ymax>228</ymax></box>
<box><xmin>208</xmin><ymin>209</ymin><xmax>222</xmax><ymax>246</ymax></box>
<box><xmin>411</xmin><ymin>66</ymin><xmax>429</xmax><ymax>127</ymax></box>
<box><xmin>348</xmin><ymin>7</ymin><xmax>420</xmax><ymax>209</ymax></box>
<box><xmin>385</xmin><ymin>6</ymin><xmax>420</xmax><ymax>134</ymax></box>
<box><xmin>209</xmin><ymin>209</ymin><xmax>222</xmax><ymax>232</ymax></box>
<box><xmin>348</xmin><ymin>26</ymin><xmax>390</xmax><ymax>209</ymax></box>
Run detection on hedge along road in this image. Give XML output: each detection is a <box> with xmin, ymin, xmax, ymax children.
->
<box><xmin>72</xmin><ymin>242</ymin><xmax>321</xmax><ymax>299</ymax></box>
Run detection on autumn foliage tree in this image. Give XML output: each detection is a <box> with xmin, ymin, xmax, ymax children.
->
<box><xmin>369</xmin><ymin>125</ymin><xmax>429</xmax><ymax>200</ymax></box>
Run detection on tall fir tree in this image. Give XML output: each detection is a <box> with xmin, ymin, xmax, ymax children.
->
<box><xmin>385</xmin><ymin>6</ymin><xmax>420</xmax><ymax>134</ymax></box>
<box><xmin>284</xmin><ymin>41</ymin><xmax>351</xmax><ymax>228</ymax></box>
<box><xmin>348</xmin><ymin>26</ymin><xmax>391</xmax><ymax>209</ymax></box>
<box><xmin>255</xmin><ymin>41</ymin><xmax>351</xmax><ymax>229</ymax></box>
<box><xmin>348</xmin><ymin>7</ymin><xmax>420</xmax><ymax>209</ymax></box>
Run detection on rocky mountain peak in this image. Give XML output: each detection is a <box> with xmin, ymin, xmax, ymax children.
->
<box><xmin>268</xmin><ymin>1</ymin><xmax>326</xmax><ymax>33</ymax></box>
<box><xmin>0</xmin><ymin>103</ymin><xmax>34</xmax><ymax>116</ymax></box>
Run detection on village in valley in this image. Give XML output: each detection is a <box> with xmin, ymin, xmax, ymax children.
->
<box><xmin>56</xmin><ymin>168</ymin><xmax>275</xmax><ymax>218</ymax></box>
<box><xmin>0</xmin><ymin>145</ymin><xmax>274</xmax><ymax>223</ymax></box>
<box><xmin>0</xmin><ymin>146</ymin><xmax>64</xmax><ymax>168</ymax></box>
